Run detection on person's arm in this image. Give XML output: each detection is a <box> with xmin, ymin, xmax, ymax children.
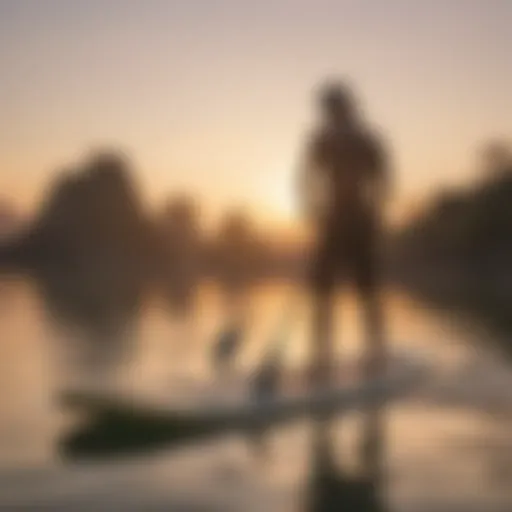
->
<box><xmin>367</xmin><ymin>133</ymin><xmax>392</xmax><ymax>213</ymax></box>
<box><xmin>296</xmin><ymin>132</ymin><xmax>327</xmax><ymax>221</ymax></box>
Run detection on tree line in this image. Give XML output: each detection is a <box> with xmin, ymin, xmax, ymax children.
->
<box><xmin>1</xmin><ymin>150</ymin><xmax>303</xmax><ymax>299</ymax></box>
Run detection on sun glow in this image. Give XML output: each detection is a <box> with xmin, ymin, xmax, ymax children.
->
<box><xmin>260</xmin><ymin>162</ymin><xmax>299</xmax><ymax>223</ymax></box>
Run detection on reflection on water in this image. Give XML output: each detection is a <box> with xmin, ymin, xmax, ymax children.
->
<box><xmin>34</xmin><ymin>270</ymin><xmax>143</xmax><ymax>376</ymax></box>
<box><xmin>305</xmin><ymin>408</ymin><xmax>386</xmax><ymax>512</ymax></box>
<box><xmin>0</xmin><ymin>273</ymin><xmax>512</xmax><ymax>511</ymax></box>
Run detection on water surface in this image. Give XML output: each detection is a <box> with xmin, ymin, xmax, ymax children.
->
<box><xmin>1</xmin><ymin>275</ymin><xmax>511</xmax><ymax>511</ymax></box>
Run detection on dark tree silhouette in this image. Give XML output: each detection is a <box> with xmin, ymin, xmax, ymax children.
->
<box><xmin>211</xmin><ymin>209</ymin><xmax>262</xmax><ymax>297</ymax></box>
<box><xmin>156</xmin><ymin>195</ymin><xmax>202</xmax><ymax>314</ymax></box>
<box><xmin>394</xmin><ymin>141</ymin><xmax>512</xmax><ymax>344</ymax></box>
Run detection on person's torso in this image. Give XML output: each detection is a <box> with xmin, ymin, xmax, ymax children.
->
<box><xmin>313</xmin><ymin>124</ymin><xmax>380</xmax><ymax>230</ymax></box>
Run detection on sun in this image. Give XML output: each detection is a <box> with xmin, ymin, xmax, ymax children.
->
<box><xmin>260</xmin><ymin>163</ymin><xmax>299</xmax><ymax>223</ymax></box>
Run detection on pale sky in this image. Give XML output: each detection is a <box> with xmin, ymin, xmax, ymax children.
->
<box><xmin>1</xmin><ymin>0</ymin><xmax>511</xmax><ymax>226</ymax></box>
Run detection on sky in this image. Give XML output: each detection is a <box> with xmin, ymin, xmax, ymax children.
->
<box><xmin>1</xmin><ymin>0</ymin><xmax>511</xmax><ymax>227</ymax></box>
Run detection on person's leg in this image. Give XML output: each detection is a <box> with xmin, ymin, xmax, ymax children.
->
<box><xmin>312</xmin><ymin>226</ymin><xmax>348</xmax><ymax>390</ymax></box>
<box><xmin>310</xmin><ymin>236</ymin><xmax>336</xmax><ymax>389</ymax></box>
<box><xmin>355</xmin><ymin>227</ymin><xmax>386</xmax><ymax>377</ymax></box>
<box><xmin>355</xmin><ymin>247</ymin><xmax>387</xmax><ymax>488</ymax></box>
<box><xmin>360</xmin><ymin>286</ymin><xmax>385</xmax><ymax>375</ymax></box>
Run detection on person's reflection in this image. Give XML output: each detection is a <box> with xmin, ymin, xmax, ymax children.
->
<box><xmin>305</xmin><ymin>407</ymin><xmax>386</xmax><ymax>512</ymax></box>
<box><xmin>305</xmin><ymin>334</ymin><xmax>387</xmax><ymax>512</ymax></box>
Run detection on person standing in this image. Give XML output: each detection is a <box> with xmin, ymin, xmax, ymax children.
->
<box><xmin>298</xmin><ymin>80</ymin><xmax>392</xmax><ymax>385</ymax></box>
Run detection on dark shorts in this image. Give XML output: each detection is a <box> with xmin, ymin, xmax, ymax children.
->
<box><xmin>310</xmin><ymin>214</ymin><xmax>380</xmax><ymax>294</ymax></box>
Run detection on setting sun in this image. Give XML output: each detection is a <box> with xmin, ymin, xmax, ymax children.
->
<box><xmin>261</xmin><ymin>163</ymin><xmax>298</xmax><ymax>223</ymax></box>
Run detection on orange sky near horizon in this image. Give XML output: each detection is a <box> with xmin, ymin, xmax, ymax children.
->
<box><xmin>1</xmin><ymin>1</ymin><xmax>511</xmax><ymax>230</ymax></box>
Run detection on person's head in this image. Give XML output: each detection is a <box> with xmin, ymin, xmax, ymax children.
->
<box><xmin>317</xmin><ymin>80</ymin><xmax>359</xmax><ymax>126</ymax></box>
<box><xmin>87</xmin><ymin>150</ymin><xmax>129</xmax><ymax>176</ymax></box>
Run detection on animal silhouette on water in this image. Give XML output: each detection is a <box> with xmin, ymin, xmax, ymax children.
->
<box><xmin>211</xmin><ymin>321</ymin><xmax>244</xmax><ymax>373</ymax></box>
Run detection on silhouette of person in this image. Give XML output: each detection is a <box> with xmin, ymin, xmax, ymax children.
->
<box><xmin>298</xmin><ymin>80</ymin><xmax>391</xmax><ymax>385</ymax></box>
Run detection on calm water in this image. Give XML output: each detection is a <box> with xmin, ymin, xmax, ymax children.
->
<box><xmin>1</xmin><ymin>274</ymin><xmax>512</xmax><ymax>511</ymax></box>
